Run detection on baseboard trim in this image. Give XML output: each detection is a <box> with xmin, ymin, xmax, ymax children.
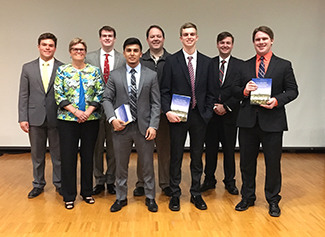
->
<box><xmin>0</xmin><ymin>146</ymin><xmax>324</xmax><ymax>154</ymax></box>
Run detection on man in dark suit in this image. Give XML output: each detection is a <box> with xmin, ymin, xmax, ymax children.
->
<box><xmin>201</xmin><ymin>32</ymin><xmax>242</xmax><ymax>195</ymax></box>
<box><xmin>18</xmin><ymin>33</ymin><xmax>63</xmax><ymax>198</ymax></box>
<box><xmin>133</xmin><ymin>25</ymin><xmax>172</xmax><ymax>197</ymax></box>
<box><xmin>102</xmin><ymin>37</ymin><xmax>161</xmax><ymax>212</ymax></box>
<box><xmin>232</xmin><ymin>26</ymin><xmax>298</xmax><ymax>217</ymax></box>
<box><xmin>160</xmin><ymin>22</ymin><xmax>214</xmax><ymax>211</ymax></box>
<box><xmin>85</xmin><ymin>26</ymin><xmax>125</xmax><ymax>196</ymax></box>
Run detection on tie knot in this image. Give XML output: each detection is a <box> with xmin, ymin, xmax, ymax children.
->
<box><xmin>105</xmin><ymin>53</ymin><xmax>110</xmax><ymax>58</ymax></box>
<box><xmin>130</xmin><ymin>68</ymin><xmax>136</xmax><ymax>74</ymax></box>
<box><xmin>43</xmin><ymin>63</ymin><xmax>49</xmax><ymax>66</ymax></box>
<box><xmin>260</xmin><ymin>56</ymin><xmax>264</xmax><ymax>61</ymax></box>
<box><xmin>221</xmin><ymin>60</ymin><xmax>226</xmax><ymax>65</ymax></box>
<box><xmin>188</xmin><ymin>56</ymin><xmax>193</xmax><ymax>62</ymax></box>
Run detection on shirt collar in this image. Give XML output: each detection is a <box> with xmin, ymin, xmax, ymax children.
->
<box><xmin>219</xmin><ymin>55</ymin><xmax>231</xmax><ymax>64</ymax></box>
<box><xmin>100</xmin><ymin>48</ymin><xmax>115</xmax><ymax>57</ymax></box>
<box><xmin>182</xmin><ymin>49</ymin><xmax>197</xmax><ymax>61</ymax></box>
<box><xmin>257</xmin><ymin>51</ymin><xmax>272</xmax><ymax>62</ymax></box>
<box><xmin>126</xmin><ymin>63</ymin><xmax>141</xmax><ymax>74</ymax></box>
<box><xmin>39</xmin><ymin>57</ymin><xmax>54</xmax><ymax>65</ymax></box>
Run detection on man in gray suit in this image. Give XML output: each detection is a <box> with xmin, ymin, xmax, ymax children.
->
<box><xmin>85</xmin><ymin>26</ymin><xmax>125</xmax><ymax>195</ymax></box>
<box><xmin>18</xmin><ymin>32</ymin><xmax>63</xmax><ymax>198</ymax></box>
<box><xmin>102</xmin><ymin>37</ymin><xmax>160</xmax><ymax>212</ymax></box>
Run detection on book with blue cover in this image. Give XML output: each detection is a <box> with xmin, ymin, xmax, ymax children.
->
<box><xmin>171</xmin><ymin>94</ymin><xmax>191</xmax><ymax>122</ymax></box>
<box><xmin>250</xmin><ymin>78</ymin><xmax>272</xmax><ymax>105</ymax></box>
<box><xmin>114</xmin><ymin>104</ymin><xmax>133</xmax><ymax>125</ymax></box>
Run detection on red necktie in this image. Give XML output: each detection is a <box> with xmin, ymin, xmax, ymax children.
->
<box><xmin>188</xmin><ymin>56</ymin><xmax>196</xmax><ymax>109</ymax></box>
<box><xmin>103</xmin><ymin>54</ymin><xmax>110</xmax><ymax>83</ymax></box>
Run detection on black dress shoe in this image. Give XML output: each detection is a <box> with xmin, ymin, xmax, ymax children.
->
<box><xmin>225</xmin><ymin>184</ymin><xmax>239</xmax><ymax>195</ymax></box>
<box><xmin>110</xmin><ymin>199</ymin><xmax>127</xmax><ymax>212</ymax></box>
<box><xmin>269</xmin><ymin>202</ymin><xmax>281</xmax><ymax>217</ymax></box>
<box><xmin>145</xmin><ymin>198</ymin><xmax>158</xmax><ymax>212</ymax></box>
<box><xmin>92</xmin><ymin>184</ymin><xmax>105</xmax><ymax>195</ymax></box>
<box><xmin>235</xmin><ymin>199</ymin><xmax>255</xmax><ymax>211</ymax></box>
<box><xmin>162</xmin><ymin>187</ymin><xmax>172</xmax><ymax>197</ymax></box>
<box><xmin>56</xmin><ymin>187</ymin><xmax>62</xmax><ymax>196</ymax></box>
<box><xmin>133</xmin><ymin>187</ymin><xmax>145</xmax><ymax>196</ymax></box>
<box><xmin>199</xmin><ymin>181</ymin><xmax>216</xmax><ymax>192</ymax></box>
<box><xmin>107</xmin><ymin>183</ymin><xmax>116</xmax><ymax>194</ymax></box>
<box><xmin>28</xmin><ymin>187</ymin><xmax>44</xmax><ymax>199</ymax></box>
<box><xmin>190</xmin><ymin>195</ymin><xmax>207</xmax><ymax>210</ymax></box>
<box><xmin>169</xmin><ymin>196</ymin><xmax>180</xmax><ymax>211</ymax></box>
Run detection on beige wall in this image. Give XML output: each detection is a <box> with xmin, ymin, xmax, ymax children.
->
<box><xmin>0</xmin><ymin>0</ymin><xmax>324</xmax><ymax>147</ymax></box>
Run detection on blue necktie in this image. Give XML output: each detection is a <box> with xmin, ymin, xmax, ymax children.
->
<box><xmin>78</xmin><ymin>71</ymin><xmax>86</xmax><ymax>111</ymax></box>
<box><xmin>258</xmin><ymin>56</ymin><xmax>265</xmax><ymax>78</ymax></box>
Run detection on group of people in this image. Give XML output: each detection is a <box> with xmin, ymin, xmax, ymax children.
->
<box><xmin>18</xmin><ymin>22</ymin><xmax>298</xmax><ymax>217</ymax></box>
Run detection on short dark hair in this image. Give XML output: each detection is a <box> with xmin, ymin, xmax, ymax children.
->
<box><xmin>180</xmin><ymin>22</ymin><xmax>197</xmax><ymax>36</ymax></box>
<box><xmin>146</xmin><ymin>25</ymin><xmax>165</xmax><ymax>38</ymax></box>
<box><xmin>217</xmin><ymin>31</ymin><xmax>234</xmax><ymax>43</ymax></box>
<box><xmin>123</xmin><ymin>37</ymin><xmax>142</xmax><ymax>51</ymax></box>
<box><xmin>38</xmin><ymin>32</ymin><xmax>57</xmax><ymax>47</ymax></box>
<box><xmin>99</xmin><ymin>25</ymin><xmax>116</xmax><ymax>38</ymax></box>
<box><xmin>252</xmin><ymin>26</ymin><xmax>274</xmax><ymax>42</ymax></box>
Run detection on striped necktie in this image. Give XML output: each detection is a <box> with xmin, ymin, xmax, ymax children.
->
<box><xmin>188</xmin><ymin>56</ymin><xmax>196</xmax><ymax>109</ymax></box>
<box><xmin>219</xmin><ymin>60</ymin><xmax>226</xmax><ymax>86</ymax></box>
<box><xmin>258</xmin><ymin>56</ymin><xmax>265</xmax><ymax>78</ymax></box>
<box><xmin>129</xmin><ymin>68</ymin><xmax>137</xmax><ymax>120</ymax></box>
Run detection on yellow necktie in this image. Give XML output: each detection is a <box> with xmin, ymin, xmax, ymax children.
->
<box><xmin>42</xmin><ymin>63</ymin><xmax>49</xmax><ymax>92</ymax></box>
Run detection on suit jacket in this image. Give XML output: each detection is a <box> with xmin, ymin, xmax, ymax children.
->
<box><xmin>85</xmin><ymin>49</ymin><xmax>125</xmax><ymax>83</ymax></box>
<box><xmin>160</xmin><ymin>49</ymin><xmax>214</xmax><ymax>124</ymax></box>
<box><xmin>18</xmin><ymin>58</ymin><xmax>63</xmax><ymax>127</ymax></box>
<box><xmin>232</xmin><ymin>54</ymin><xmax>299</xmax><ymax>132</ymax></box>
<box><xmin>102</xmin><ymin>65</ymin><xmax>161</xmax><ymax>136</ymax></box>
<box><xmin>209</xmin><ymin>56</ymin><xmax>243</xmax><ymax>125</ymax></box>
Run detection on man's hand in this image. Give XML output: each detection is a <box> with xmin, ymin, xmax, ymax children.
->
<box><xmin>245</xmin><ymin>80</ymin><xmax>258</xmax><ymax>93</ymax></box>
<box><xmin>166</xmin><ymin>111</ymin><xmax>181</xmax><ymax>123</ymax></box>
<box><xmin>260</xmin><ymin>97</ymin><xmax>277</xmax><ymax>109</ymax></box>
<box><xmin>20</xmin><ymin>121</ymin><xmax>29</xmax><ymax>133</ymax></box>
<box><xmin>214</xmin><ymin>103</ymin><xmax>226</xmax><ymax>116</ymax></box>
<box><xmin>145</xmin><ymin>127</ymin><xmax>156</xmax><ymax>140</ymax></box>
<box><xmin>112</xmin><ymin>119</ymin><xmax>126</xmax><ymax>131</ymax></box>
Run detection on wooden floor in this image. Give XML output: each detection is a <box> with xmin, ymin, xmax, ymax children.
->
<box><xmin>0</xmin><ymin>152</ymin><xmax>324</xmax><ymax>237</ymax></box>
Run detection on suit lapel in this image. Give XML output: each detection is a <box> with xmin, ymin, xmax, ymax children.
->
<box><xmin>265</xmin><ymin>54</ymin><xmax>277</xmax><ymax>78</ymax></box>
<box><xmin>34</xmin><ymin>59</ymin><xmax>46</xmax><ymax>94</ymax></box>
<box><xmin>137</xmin><ymin>66</ymin><xmax>146</xmax><ymax>97</ymax></box>
<box><xmin>176</xmin><ymin>50</ymin><xmax>191</xmax><ymax>86</ymax></box>
<box><xmin>121</xmin><ymin>66</ymin><xmax>129</xmax><ymax>95</ymax></box>
<box><xmin>249</xmin><ymin>56</ymin><xmax>257</xmax><ymax>79</ymax></box>
<box><xmin>96</xmin><ymin>49</ymin><xmax>103</xmax><ymax>75</ymax></box>
<box><xmin>223</xmin><ymin>56</ymin><xmax>233</xmax><ymax>87</ymax></box>
<box><xmin>47</xmin><ymin>59</ymin><xmax>59</xmax><ymax>93</ymax></box>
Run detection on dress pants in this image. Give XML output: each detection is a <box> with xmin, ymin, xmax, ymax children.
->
<box><xmin>29</xmin><ymin>118</ymin><xmax>61</xmax><ymax>189</ymax></box>
<box><xmin>93</xmin><ymin>113</ymin><xmax>116</xmax><ymax>185</ymax></box>
<box><xmin>169</xmin><ymin>108</ymin><xmax>207</xmax><ymax>197</ymax></box>
<box><xmin>204</xmin><ymin>113</ymin><xmax>237</xmax><ymax>186</ymax></box>
<box><xmin>58</xmin><ymin>119</ymin><xmax>99</xmax><ymax>202</ymax></box>
<box><xmin>136</xmin><ymin>113</ymin><xmax>170</xmax><ymax>190</ymax></box>
<box><xmin>113</xmin><ymin>122</ymin><xmax>156</xmax><ymax>200</ymax></box>
<box><xmin>239</xmin><ymin>123</ymin><xmax>283</xmax><ymax>204</ymax></box>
